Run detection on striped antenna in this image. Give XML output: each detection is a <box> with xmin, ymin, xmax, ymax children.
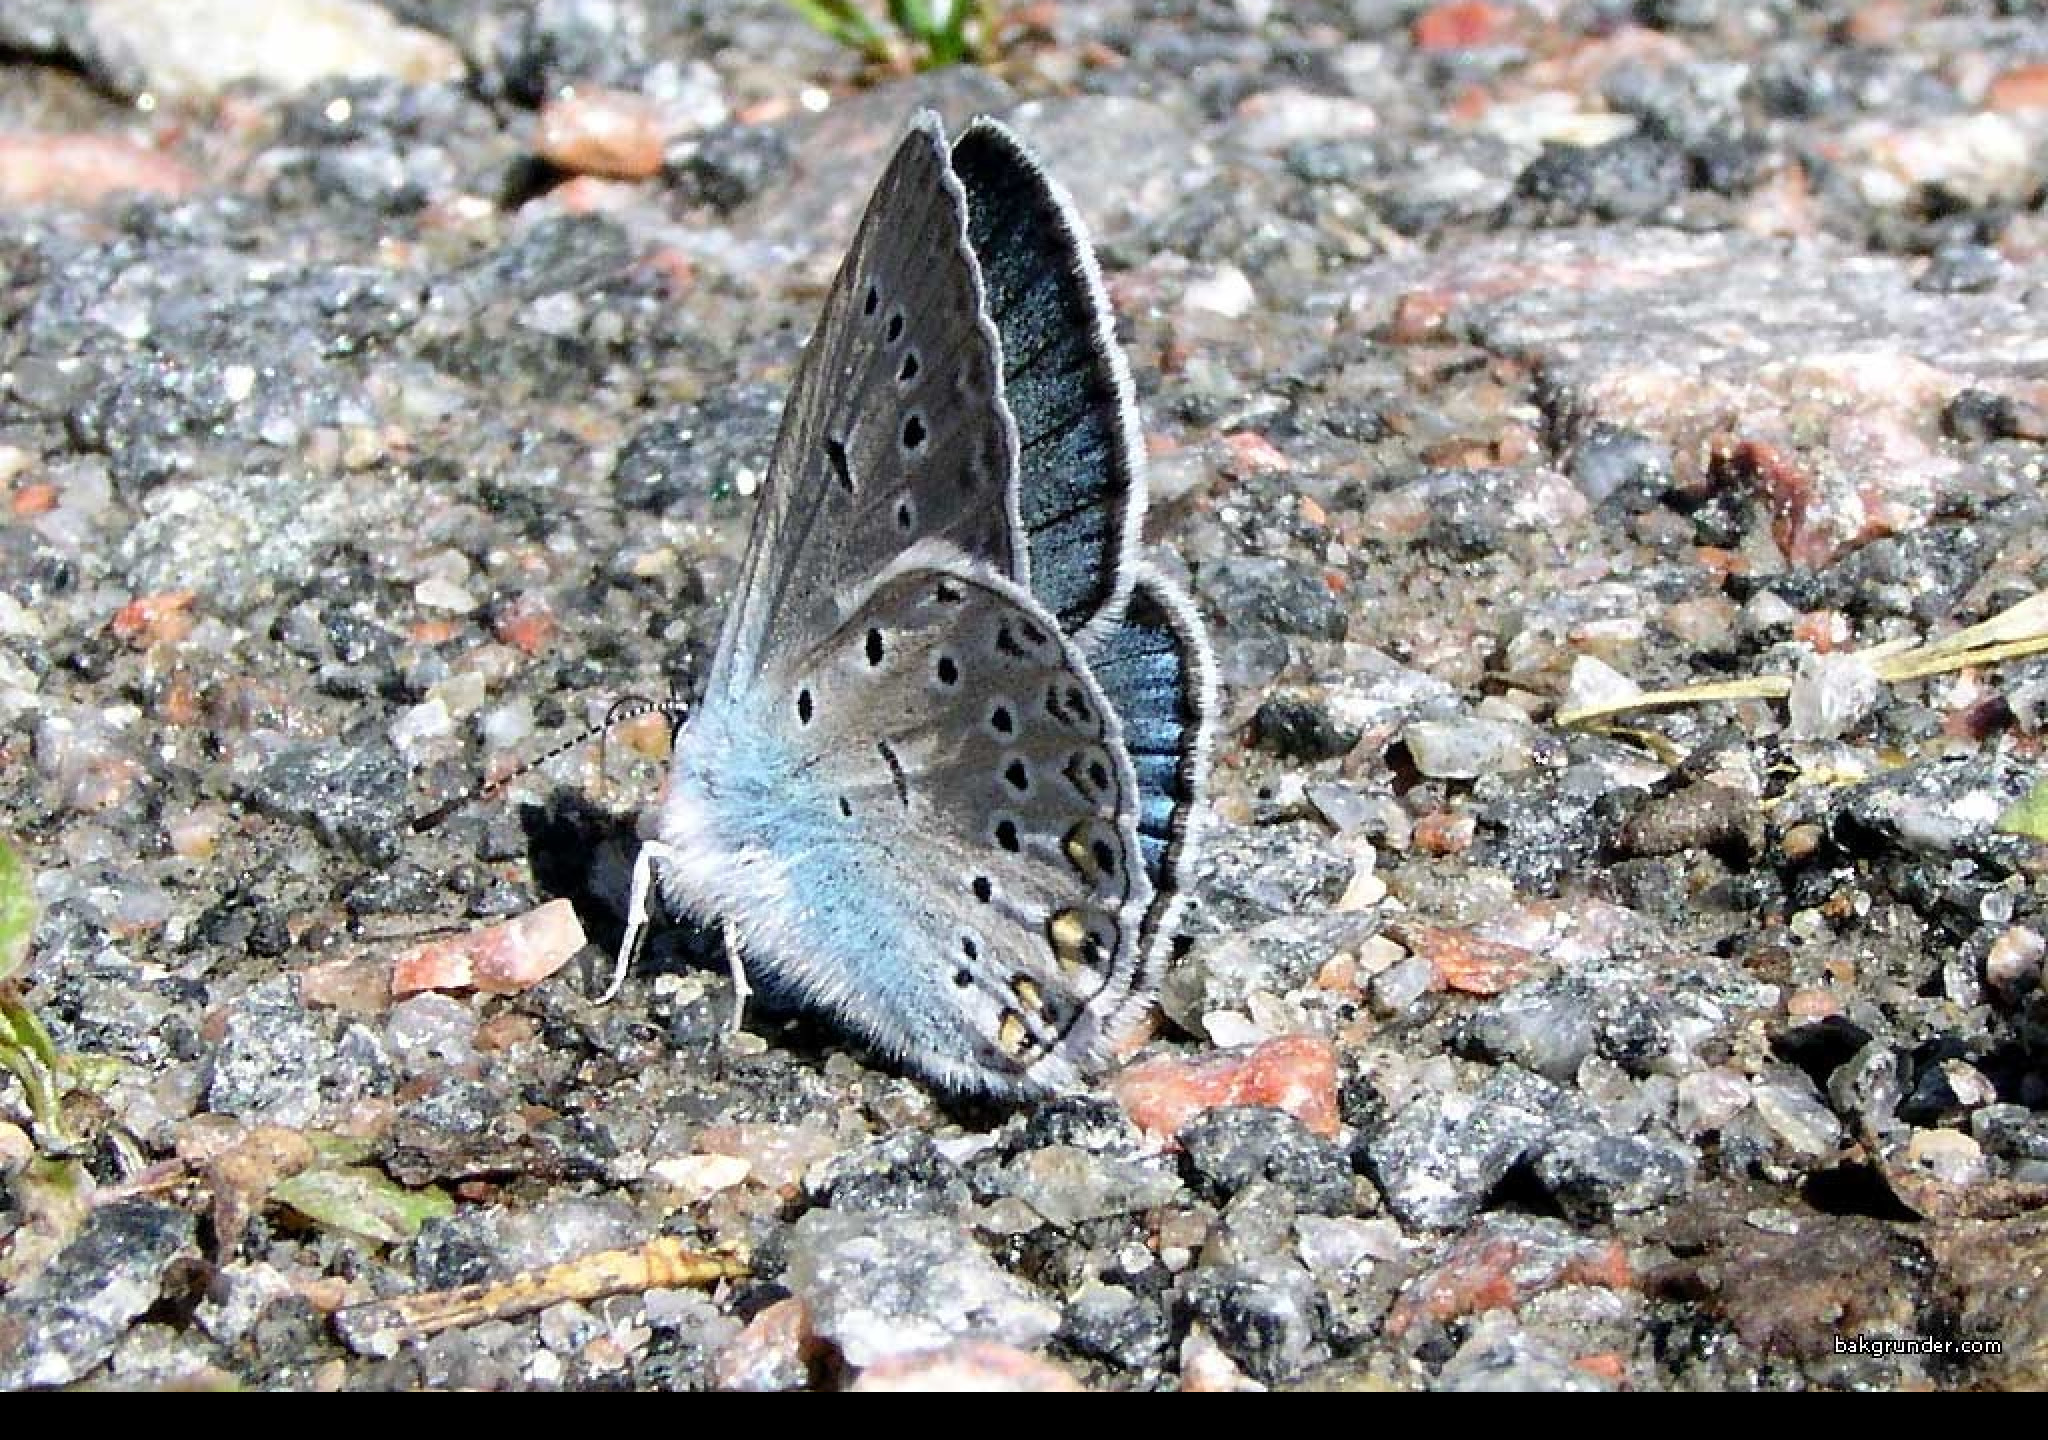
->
<box><xmin>410</xmin><ymin>695</ymin><xmax>690</xmax><ymax>833</ymax></box>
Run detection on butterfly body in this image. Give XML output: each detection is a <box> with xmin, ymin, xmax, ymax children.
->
<box><xmin>625</xmin><ymin>113</ymin><xmax>1213</xmax><ymax>1097</ymax></box>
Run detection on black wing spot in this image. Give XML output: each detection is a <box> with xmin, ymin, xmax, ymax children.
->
<box><xmin>797</xmin><ymin>688</ymin><xmax>813</xmax><ymax>725</ymax></box>
<box><xmin>902</xmin><ymin>414</ymin><xmax>926</xmax><ymax>451</ymax></box>
<box><xmin>877</xmin><ymin>741</ymin><xmax>909</xmax><ymax>806</ymax></box>
<box><xmin>935</xmin><ymin>653</ymin><xmax>959</xmax><ymax>686</ymax></box>
<box><xmin>1066</xmin><ymin>750</ymin><xmax>1113</xmax><ymax>800</ymax></box>
<box><xmin>1004</xmin><ymin>758</ymin><xmax>1030</xmax><ymax>793</ymax></box>
<box><xmin>953</xmin><ymin>968</ymin><xmax>973</xmax><ymax>987</ymax></box>
<box><xmin>1047</xmin><ymin>683</ymin><xmax>1094</xmax><ymax>728</ymax></box>
<box><xmin>865</xmin><ymin>628</ymin><xmax>885</xmax><ymax>666</ymax></box>
<box><xmin>960</xmin><ymin>935</ymin><xmax>980</xmax><ymax>961</ymax></box>
<box><xmin>838</xmin><ymin>795</ymin><xmax>853</xmax><ymax>818</ymax></box>
<box><xmin>1019</xmin><ymin>618</ymin><xmax>1049</xmax><ymax>647</ymax></box>
<box><xmin>864</xmin><ymin>284</ymin><xmax>879</xmax><ymax>316</ymax></box>
<box><xmin>995</xmin><ymin>622</ymin><xmax>1028</xmax><ymax>659</ymax></box>
<box><xmin>934</xmin><ymin>581</ymin><xmax>964</xmax><ymax>604</ymax></box>
<box><xmin>895</xmin><ymin>496</ymin><xmax>916</xmax><ymax>532</ymax></box>
<box><xmin>972</xmin><ymin>875</ymin><xmax>992</xmax><ymax>903</ymax></box>
<box><xmin>990</xmin><ymin>704</ymin><xmax>1014</xmax><ymax>736</ymax></box>
<box><xmin>995</xmin><ymin>818</ymin><xmax>1020</xmax><ymax>852</ymax></box>
<box><xmin>899</xmin><ymin>351</ymin><xmax>920</xmax><ymax>383</ymax></box>
<box><xmin>886</xmin><ymin>311</ymin><xmax>904</xmax><ymax>344</ymax></box>
<box><xmin>826</xmin><ymin>436</ymin><xmax>853</xmax><ymax>493</ymax></box>
<box><xmin>1092</xmin><ymin>839</ymin><xmax>1117</xmax><ymax>876</ymax></box>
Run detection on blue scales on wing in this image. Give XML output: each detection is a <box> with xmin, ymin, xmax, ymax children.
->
<box><xmin>951</xmin><ymin>120</ymin><xmax>1144</xmax><ymax>638</ymax></box>
<box><xmin>1079</xmin><ymin>566</ymin><xmax>1213</xmax><ymax>961</ymax></box>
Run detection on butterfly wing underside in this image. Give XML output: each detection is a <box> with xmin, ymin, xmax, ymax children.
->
<box><xmin>753</xmin><ymin>563</ymin><xmax>1155</xmax><ymax>1092</ymax></box>
<box><xmin>648</xmin><ymin>112</ymin><xmax>1212</xmax><ymax>1097</ymax></box>
<box><xmin>706</xmin><ymin>115</ymin><xmax>1026</xmax><ymax>699</ymax></box>
<box><xmin>951</xmin><ymin>120</ymin><xmax>1146</xmax><ymax>641</ymax></box>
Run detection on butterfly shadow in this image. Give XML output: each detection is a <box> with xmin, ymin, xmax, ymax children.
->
<box><xmin>511</xmin><ymin>789</ymin><xmax>867</xmax><ymax>1056</ymax></box>
<box><xmin>514</xmin><ymin>788</ymin><xmax>1034</xmax><ymax>1122</ymax></box>
<box><xmin>517</xmin><ymin>787</ymin><xmax>721</xmax><ymax>985</ymax></box>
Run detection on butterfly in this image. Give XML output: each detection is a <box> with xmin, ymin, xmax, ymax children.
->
<box><xmin>611</xmin><ymin>111</ymin><xmax>1214</xmax><ymax>1097</ymax></box>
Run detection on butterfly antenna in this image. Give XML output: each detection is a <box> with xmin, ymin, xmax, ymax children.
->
<box><xmin>410</xmin><ymin>695</ymin><xmax>691</xmax><ymax>833</ymax></box>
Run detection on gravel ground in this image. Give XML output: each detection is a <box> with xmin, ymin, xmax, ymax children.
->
<box><xmin>3</xmin><ymin>0</ymin><xmax>2047</xmax><ymax>1393</ymax></box>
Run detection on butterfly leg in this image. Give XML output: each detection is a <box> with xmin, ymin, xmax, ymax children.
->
<box><xmin>599</xmin><ymin>839</ymin><xmax>681</xmax><ymax>1004</ymax></box>
<box><xmin>721</xmin><ymin>927</ymin><xmax>753</xmax><ymax>1037</ymax></box>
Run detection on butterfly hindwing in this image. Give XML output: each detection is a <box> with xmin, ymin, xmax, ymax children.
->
<box><xmin>744</xmin><ymin>560</ymin><xmax>1155</xmax><ymax>1093</ymax></box>
<box><xmin>708</xmin><ymin>115</ymin><xmax>1026</xmax><ymax>697</ymax></box>
<box><xmin>1078</xmin><ymin>565</ymin><xmax>1215</xmax><ymax>1033</ymax></box>
<box><xmin>952</xmin><ymin>119</ymin><xmax>1144</xmax><ymax>640</ymax></box>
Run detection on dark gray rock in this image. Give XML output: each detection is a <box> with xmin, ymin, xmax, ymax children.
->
<box><xmin>1531</xmin><ymin>1125</ymin><xmax>1697</xmax><ymax>1224</ymax></box>
<box><xmin>1059</xmin><ymin>1283</ymin><xmax>1171</xmax><ymax>1372</ymax></box>
<box><xmin>1175</xmin><ymin>1257</ymin><xmax>1327</xmax><ymax>1386</ymax></box>
<box><xmin>808</xmin><ymin>1132</ymin><xmax>971</xmax><ymax>1216</ymax></box>
<box><xmin>1360</xmin><ymin>1066</ymin><xmax>1570</xmax><ymax>1230</ymax></box>
<box><xmin>0</xmin><ymin>1202</ymin><xmax>197</xmax><ymax>1389</ymax></box>
<box><xmin>1178</xmin><ymin>1106</ymin><xmax>1355</xmax><ymax>1216</ymax></box>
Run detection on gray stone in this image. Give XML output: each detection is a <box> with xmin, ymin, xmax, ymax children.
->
<box><xmin>0</xmin><ymin>1202</ymin><xmax>196</xmax><ymax>1388</ymax></box>
<box><xmin>783</xmin><ymin>1210</ymin><xmax>1059</xmax><ymax>1368</ymax></box>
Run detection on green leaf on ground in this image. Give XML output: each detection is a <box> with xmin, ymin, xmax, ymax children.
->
<box><xmin>272</xmin><ymin>1167</ymin><xmax>455</xmax><ymax>1245</ymax></box>
<box><xmin>0</xmin><ymin>834</ymin><xmax>36</xmax><ymax>983</ymax></box>
<box><xmin>1997</xmin><ymin>778</ymin><xmax>2048</xmax><ymax>841</ymax></box>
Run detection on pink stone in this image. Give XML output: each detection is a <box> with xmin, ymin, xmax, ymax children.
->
<box><xmin>1397</xmin><ymin>923</ymin><xmax>1539</xmax><ymax>996</ymax></box>
<box><xmin>0</xmin><ymin>133</ymin><xmax>197</xmax><ymax>207</ymax></box>
<box><xmin>712</xmin><ymin>1297</ymin><xmax>819</xmax><ymax>1392</ymax></box>
<box><xmin>849</xmin><ymin>1342</ymin><xmax>1084</xmax><ymax>1393</ymax></box>
<box><xmin>535</xmin><ymin>89</ymin><xmax>665</xmax><ymax>180</ymax></box>
<box><xmin>1987</xmin><ymin>63</ymin><xmax>2048</xmax><ymax>112</ymax></box>
<box><xmin>1111</xmin><ymin>1034</ymin><xmax>1341</xmax><ymax>1141</ymax></box>
<box><xmin>298</xmin><ymin>955</ymin><xmax>393</xmax><ymax>1015</ymax></box>
<box><xmin>1413</xmin><ymin>1</ymin><xmax>1514</xmax><ymax>52</ymax></box>
<box><xmin>390</xmin><ymin>899</ymin><xmax>585</xmax><ymax>997</ymax></box>
<box><xmin>1387</xmin><ymin>1223</ymin><xmax>1634</xmax><ymax>1337</ymax></box>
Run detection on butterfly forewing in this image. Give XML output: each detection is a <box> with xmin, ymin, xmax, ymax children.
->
<box><xmin>952</xmin><ymin>120</ymin><xmax>1145</xmax><ymax>640</ymax></box>
<box><xmin>708</xmin><ymin>115</ymin><xmax>1025</xmax><ymax>698</ymax></box>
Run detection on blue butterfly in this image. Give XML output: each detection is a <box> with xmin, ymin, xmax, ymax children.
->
<box><xmin>611</xmin><ymin>112</ymin><xmax>1214</xmax><ymax>1097</ymax></box>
